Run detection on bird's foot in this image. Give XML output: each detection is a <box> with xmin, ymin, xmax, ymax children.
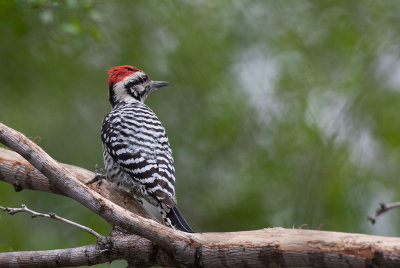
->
<box><xmin>85</xmin><ymin>164</ymin><xmax>106</xmax><ymax>186</ymax></box>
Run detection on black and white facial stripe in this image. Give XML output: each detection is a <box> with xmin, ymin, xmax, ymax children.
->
<box><xmin>108</xmin><ymin>71</ymin><xmax>150</xmax><ymax>106</ymax></box>
<box><xmin>124</xmin><ymin>73</ymin><xmax>150</xmax><ymax>101</ymax></box>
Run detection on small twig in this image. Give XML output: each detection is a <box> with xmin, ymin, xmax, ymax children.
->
<box><xmin>368</xmin><ymin>201</ymin><xmax>400</xmax><ymax>224</ymax></box>
<box><xmin>0</xmin><ymin>204</ymin><xmax>102</xmax><ymax>239</ymax></box>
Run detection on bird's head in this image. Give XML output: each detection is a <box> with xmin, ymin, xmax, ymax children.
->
<box><xmin>106</xmin><ymin>65</ymin><xmax>169</xmax><ymax>107</ymax></box>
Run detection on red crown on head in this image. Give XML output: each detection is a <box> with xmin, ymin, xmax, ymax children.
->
<box><xmin>107</xmin><ymin>65</ymin><xmax>143</xmax><ymax>86</ymax></box>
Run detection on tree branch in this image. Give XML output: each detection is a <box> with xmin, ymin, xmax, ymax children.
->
<box><xmin>0</xmin><ymin>231</ymin><xmax>174</xmax><ymax>267</ymax></box>
<box><xmin>0</xmin><ymin>147</ymin><xmax>155</xmax><ymax>220</ymax></box>
<box><xmin>0</xmin><ymin>122</ymin><xmax>194</xmax><ymax>265</ymax></box>
<box><xmin>368</xmin><ymin>201</ymin><xmax>400</xmax><ymax>224</ymax></box>
<box><xmin>2</xmin><ymin>122</ymin><xmax>400</xmax><ymax>267</ymax></box>
<box><xmin>0</xmin><ymin>204</ymin><xmax>102</xmax><ymax>239</ymax></box>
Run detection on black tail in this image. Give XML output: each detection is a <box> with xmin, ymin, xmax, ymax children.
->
<box><xmin>166</xmin><ymin>205</ymin><xmax>195</xmax><ymax>233</ymax></box>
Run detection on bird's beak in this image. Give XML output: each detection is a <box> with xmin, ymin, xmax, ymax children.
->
<box><xmin>150</xmin><ymin>81</ymin><xmax>169</xmax><ymax>91</ymax></box>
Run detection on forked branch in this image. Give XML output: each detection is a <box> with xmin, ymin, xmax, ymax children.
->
<box><xmin>368</xmin><ymin>201</ymin><xmax>400</xmax><ymax>224</ymax></box>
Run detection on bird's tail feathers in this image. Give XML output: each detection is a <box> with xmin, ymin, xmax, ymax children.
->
<box><xmin>166</xmin><ymin>205</ymin><xmax>194</xmax><ymax>233</ymax></box>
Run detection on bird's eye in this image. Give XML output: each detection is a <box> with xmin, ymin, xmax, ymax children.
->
<box><xmin>137</xmin><ymin>75</ymin><xmax>148</xmax><ymax>83</ymax></box>
<box><xmin>125</xmin><ymin>81</ymin><xmax>138</xmax><ymax>90</ymax></box>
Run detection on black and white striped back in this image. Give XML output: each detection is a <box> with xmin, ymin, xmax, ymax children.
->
<box><xmin>101</xmin><ymin>101</ymin><xmax>176</xmax><ymax>210</ymax></box>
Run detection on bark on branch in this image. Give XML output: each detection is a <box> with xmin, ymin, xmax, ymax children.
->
<box><xmin>1</xmin><ymin>122</ymin><xmax>400</xmax><ymax>267</ymax></box>
<box><xmin>0</xmin><ymin>230</ymin><xmax>174</xmax><ymax>267</ymax></box>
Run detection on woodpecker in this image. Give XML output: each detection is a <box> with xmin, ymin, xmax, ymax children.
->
<box><xmin>101</xmin><ymin>65</ymin><xmax>194</xmax><ymax>233</ymax></box>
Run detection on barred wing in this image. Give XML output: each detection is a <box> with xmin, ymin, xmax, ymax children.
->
<box><xmin>101</xmin><ymin>102</ymin><xmax>175</xmax><ymax>207</ymax></box>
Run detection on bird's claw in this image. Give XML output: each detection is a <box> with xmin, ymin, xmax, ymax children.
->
<box><xmin>94</xmin><ymin>164</ymin><xmax>105</xmax><ymax>176</ymax></box>
<box><xmin>85</xmin><ymin>164</ymin><xmax>106</xmax><ymax>185</ymax></box>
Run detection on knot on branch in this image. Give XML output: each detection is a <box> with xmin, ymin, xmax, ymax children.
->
<box><xmin>13</xmin><ymin>181</ymin><xmax>23</xmax><ymax>192</ymax></box>
<box><xmin>97</xmin><ymin>234</ymin><xmax>113</xmax><ymax>254</ymax></box>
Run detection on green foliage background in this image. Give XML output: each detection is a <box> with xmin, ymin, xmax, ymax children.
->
<box><xmin>1</xmin><ymin>0</ymin><xmax>400</xmax><ymax>266</ymax></box>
